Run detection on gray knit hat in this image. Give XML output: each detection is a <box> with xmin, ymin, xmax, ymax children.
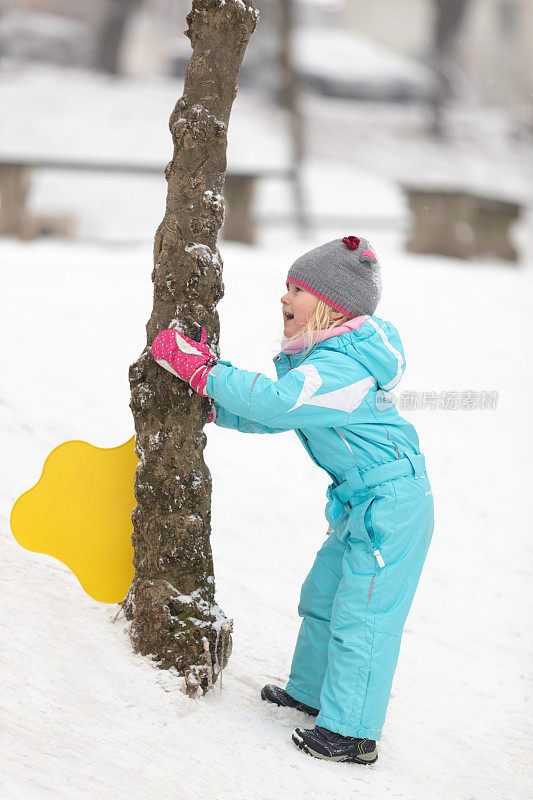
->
<box><xmin>286</xmin><ymin>235</ymin><xmax>381</xmax><ymax>317</ymax></box>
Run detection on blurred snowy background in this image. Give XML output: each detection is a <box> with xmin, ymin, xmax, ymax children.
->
<box><xmin>0</xmin><ymin>1</ymin><xmax>532</xmax><ymax>799</ymax></box>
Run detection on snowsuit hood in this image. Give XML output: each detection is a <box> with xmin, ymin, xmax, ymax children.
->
<box><xmin>299</xmin><ymin>315</ymin><xmax>405</xmax><ymax>393</ymax></box>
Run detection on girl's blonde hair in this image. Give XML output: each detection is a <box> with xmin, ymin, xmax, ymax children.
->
<box><xmin>281</xmin><ymin>297</ymin><xmax>352</xmax><ymax>359</ymax></box>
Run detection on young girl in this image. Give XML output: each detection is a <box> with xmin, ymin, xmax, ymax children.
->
<box><xmin>151</xmin><ymin>235</ymin><xmax>434</xmax><ymax>765</ymax></box>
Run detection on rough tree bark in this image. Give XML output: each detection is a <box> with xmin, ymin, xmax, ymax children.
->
<box><xmin>123</xmin><ymin>0</ymin><xmax>258</xmax><ymax>696</ymax></box>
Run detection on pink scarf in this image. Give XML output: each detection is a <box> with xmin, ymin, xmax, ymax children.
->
<box><xmin>280</xmin><ymin>315</ymin><xmax>370</xmax><ymax>354</ymax></box>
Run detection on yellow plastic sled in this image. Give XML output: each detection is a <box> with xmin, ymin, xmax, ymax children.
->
<box><xmin>10</xmin><ymin>437</ymin><xmax>138</xmax><ymax>604</ymax></box>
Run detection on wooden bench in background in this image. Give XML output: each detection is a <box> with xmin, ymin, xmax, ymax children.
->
<box><xmin>402</xmin><ymin>185</ymin><xmax>522</xmax><ymax>262</ymax></box>
<box><xmin>0</xmin><ymin>157</ymin><xmax>292</xmax><ymax>245</ymax></box>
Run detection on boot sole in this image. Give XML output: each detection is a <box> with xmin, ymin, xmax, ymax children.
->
<box><xmin>291</xmin><ymin>732</ymin><xmax>378</xmax><ymax>764</ymax></box>
<box><xmin>261</xmin><ymin>687</ymin><xmax>319</xmax><ymax>717</ymax></box>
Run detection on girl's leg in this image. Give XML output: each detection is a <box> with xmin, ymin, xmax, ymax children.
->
<box><xmin>315</xmin><ymin>481</ymin><xmax>434</xmax><ymax>740</ymax></box>
<box><xmin>285</xmin><ymin>531</ymin><xmax>347</xmax><ymax>710</ymax></box>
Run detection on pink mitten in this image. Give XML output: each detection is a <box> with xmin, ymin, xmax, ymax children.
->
<box><xmin>151</xmin><ymin>327</ymin><xmax>217</xmax><ymax>397</ymax></box>
<box><xmin>206</xmin><ymin>405</ymin><xmax>216</xmax><ymax>424</ymax></box>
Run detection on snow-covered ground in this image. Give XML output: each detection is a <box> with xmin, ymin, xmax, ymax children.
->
<box><xmin>1</xmin><ymin>222</ymin><xmax>532</xmax><ymax>799</ymax></box>
<box><xmin>1</xmin><ymin>59</ymin><xmax>532</xmax><ymax>800</ymax></box>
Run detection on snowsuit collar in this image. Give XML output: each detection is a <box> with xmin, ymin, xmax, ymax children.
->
<box><xmin>280</xmin><ymin>315</ymin><xmax>369</xmax><ymax>353</ymax></box>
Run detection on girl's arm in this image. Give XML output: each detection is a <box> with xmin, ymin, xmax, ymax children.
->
<box><xmin>149</xmin><ymin>328</ymin><xmax>378</xmax><ymax>431</ymax></box>
<box><xmin>208</xmin><ymin>361</ymin><xmax>286</xmax><ymax>434</ymax></box>
<box><xmin>211</xmin><ymin>402</ymin><xmax>287</xmax><ymax>434</ymax></box>
<box><xmin>206</xmin><ymin>350</ymin><xmax>376</xmax><ymax>431</ymax></box>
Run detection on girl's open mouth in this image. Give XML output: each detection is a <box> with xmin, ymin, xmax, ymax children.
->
<box><xmin>284</xmin><ymin>312</ymin><xmax>294</xmax><ymax>320</ymax></box>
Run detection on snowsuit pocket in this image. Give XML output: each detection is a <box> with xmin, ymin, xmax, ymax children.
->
<box><xmin>345</xmin><ymin>492</ymin><xmax>394</xmax><ymax>570</ymax></box>
<box><xmin>345</xmin><ymin>494</ymin><xmax>378</xmax><ymax>552</ymax></box>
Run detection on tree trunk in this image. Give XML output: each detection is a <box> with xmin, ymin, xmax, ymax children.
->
<box><xmin>277</xmin><ymin>0</ymin><xmax>310</xmax><ymax>234</ymax></box>
<box><xmin>430</xmin><ymin>0</ymin><xmax>472</xmax><ymax>137</ymax></box>
<box><xmin>94</xmin><ymin>0</ymin><xmax>142</xmax><ymax>75</ymax></box>
<box><xmin>123</xmin><ymin>0</ymin><xmax>258</xmax><ymax>697</ymax></box>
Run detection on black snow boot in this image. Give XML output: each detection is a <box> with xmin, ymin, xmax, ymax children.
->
<box><xmin>292</xmin><ymin>725</ymin><xmax>378</xmax><ymax>764</ymax></box>
<box><xmin>261</xmin><ymin>684</ymin><xmax>319</xmax><ymax>717</ymax></box>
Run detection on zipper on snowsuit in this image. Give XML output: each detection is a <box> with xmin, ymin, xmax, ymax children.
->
<box><xmin>287</xmin><ymin>352</ymin><xmax>385</xmax><ymax>569</ymax></box>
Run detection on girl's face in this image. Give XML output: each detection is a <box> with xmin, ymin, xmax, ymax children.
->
<box><xmin>281</xmin><ymin>281</ymin><xmax>320</xmax><ymax>337</ymax></box>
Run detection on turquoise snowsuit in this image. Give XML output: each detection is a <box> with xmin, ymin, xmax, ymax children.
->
<box><xmin>206</xmin><ymin>315</ymin><xmax>434</xmax><ymax>740</ymax></box>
